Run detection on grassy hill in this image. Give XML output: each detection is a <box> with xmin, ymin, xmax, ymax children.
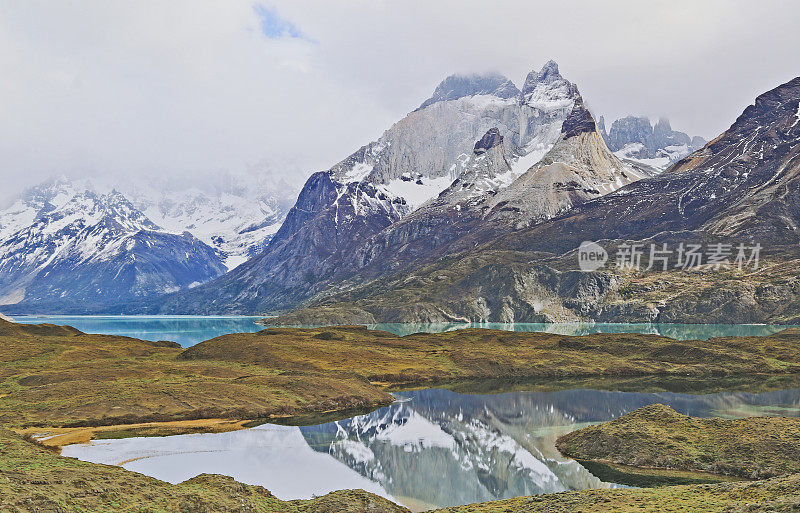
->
<box><xmin>556</xmin><ymin>403</ymin><xmax>800</xmax><ymax>480</ymax></box>
<box><xmin>5</xmin><ymin>319</ymin><xmax>800</xmax><ymax>432</ymax></box>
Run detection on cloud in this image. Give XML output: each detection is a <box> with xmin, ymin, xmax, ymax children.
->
<box><xmin>0</xmin><ymin>0</ymin><xmax>799</xmax><ymax>206</ymax></box>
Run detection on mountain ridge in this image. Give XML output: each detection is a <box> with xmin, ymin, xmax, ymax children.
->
<box><xmin>263</xmin><ymin>75</ymin><xmax>800</xmax><ymax>325</ymax></box>
<box><xmin>0</xmin><ymin>181</ymin><xmax>227</xmax><ymax>312</ymax></box>
<box><xmin>140</xmin><ymin>61</ymin><xmax>651</xmax><ymax>315</ymax></box>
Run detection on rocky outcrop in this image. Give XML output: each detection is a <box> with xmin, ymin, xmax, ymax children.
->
<box><xmin>473</xmin><ymin>127</ymin><xmax>504</xmax><ymax>153</ymax></box>
<box><xmin>561</xmin><ymin>97</ymin><xmax>597</xmax><ymax>138</ymax></box>
<box><xmin>485</xmin><ymin>118</ymin><xmax>637</xmax><ymax>230</ymax></box>
<box><xmin>435</xmin><ymin>128</ymin><xmax>513</xmax><ymax>206</ymax></box>
<box><xmin>601</xmin><ymin>115</ymin><xmax>707</xmax><ymax>170</ymax></box>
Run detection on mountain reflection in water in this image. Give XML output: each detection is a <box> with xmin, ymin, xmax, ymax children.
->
<box><xmin>297</xmin><ymin>387</ymin><xmax>800</xmax><ymax>510</ymax></box>
<box><xmin>63</xmin><ymin>387</ymin><xmax>800</xmax><ymax>512</ymax></box>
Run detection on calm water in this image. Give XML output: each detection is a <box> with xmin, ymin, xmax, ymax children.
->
<box><xmin>24</xmin><ymin>315</ymin><xmax>798</xmax><ymax>509</ymax></box>
<box><xmin>9</xmin><ymin>315</ymin><xmax>799</xmax><ymax>347</ymax></box>
<box><xmin>63</xmin><ymin>387</ymin><xmax>800</xmax><ymax>512</ymax></box>
<box><xmin>11</xmin><ymin>315</ymin><xmax>264</xmax><ymax>347</ymax></box>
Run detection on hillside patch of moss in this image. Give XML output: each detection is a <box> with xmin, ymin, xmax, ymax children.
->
<box><xmin>556</xmin><ymin>403</ymin><xmax>800</xmax><ymax>479</ymax></box>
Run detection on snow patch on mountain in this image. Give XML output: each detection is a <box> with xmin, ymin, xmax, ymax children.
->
<box><xmin>131</xmin><ymin>188</ymin><xmax>286</xmax><ymax>270</ymax></box>
<box><xmin>460</xmin><ymin>94</ymin><xmax>518</xmax><ymax>110</ymax></box>
<box><xmin>522</xmin><ymin>79</ymin><xmax>575</xmax><ymax>112</ymax></box>
<box><xmin>613</xmin><ymin>142</ymin><xmax>672</xmax><ymax>169</ymax></box>
<box><xmin>793</xmin><ymin>101</ymin><xmax>800</xmax><ymax>127</ymax></box>
<box><xmin>342</xmin><ymin>162</ymin><xmax>375</xmax><ymax>184</ymax></box>
<box><xmin>374</xmin><ymin>410</ymin><xmax>457</xmax><ymax>450</ymax></box>
<box><xmin>381</xmin><ymin>175</ymin><xmax>455</xmax><ymax>210</ymax></box>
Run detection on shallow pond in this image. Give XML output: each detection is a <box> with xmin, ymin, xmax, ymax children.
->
<box><xmin>62</xmin><ymin>386</ymin><xmax>800</xmax><ymax>511</ymax></box>
<box><xmin>10</xmin><ymin>315</ymin><xmax>799</xmax><ymax>347</ymax></box>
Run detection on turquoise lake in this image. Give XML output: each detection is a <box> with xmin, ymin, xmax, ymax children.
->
<box><xmin>9</xmin><ymin>315</ymin><xmax>800</xmax><ymax>347</ymax></box>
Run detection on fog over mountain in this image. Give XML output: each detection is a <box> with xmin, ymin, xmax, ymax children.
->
<box><xmin>1</xmin><ymin>1</ymin><xmax>799</xmax><ymax>205</ymax></box>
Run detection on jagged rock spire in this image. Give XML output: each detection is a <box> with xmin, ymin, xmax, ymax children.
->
<box><xmin>519</xmin><ymin>60</ymin><xmax>581</xmax><ymax>112</ymax></box>
<box><xmin>522</xmin><ymin>60</ymin><xmax>563</xmax><ymax>95</ymax></box>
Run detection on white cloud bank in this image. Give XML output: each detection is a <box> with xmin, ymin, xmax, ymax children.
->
<box><xmin>1</xmin><ymin>0</ymin><xmax>799</xmax><ymax>205</ymax></box>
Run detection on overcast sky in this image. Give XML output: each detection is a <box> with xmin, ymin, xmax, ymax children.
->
<box><xmin>1</xmin><ymin>0</ymin><xmax>799</xmax><ymax>205</ymax></box>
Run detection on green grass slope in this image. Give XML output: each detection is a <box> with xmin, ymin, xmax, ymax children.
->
<box><xmin>556</xmin><ymin>403</ymin><xmax>800</xmax><ymax>479</ymax></box>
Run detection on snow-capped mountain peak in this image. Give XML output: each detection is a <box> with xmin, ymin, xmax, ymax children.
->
<box><xmin>522</xmin><ymin>59</ymin><xmax>562</xmax><ymax>89</ymax></box>
<box><xmin>0</xmin><ymin>172</ymin><xmax>297</xmax><ymax>311</ymax></box>
<box><xmin>520</xmin><ymin>60</ymin><xmax>577</xmax><ymax>112</ymax></box>
<box><xmin>418</xmin><ymin>72</ymin><xmax>521</xmax><ymax>110</ymax></box>
<box><xmin>0</xmin><ymin>180</ymin><xmax>227</xmax><ymax>310</ymax></box>
<box><xmin>130</xmin><ymin>185</ymin><xmax>287</xmax><ymax>270</ymax></box>
<box><xmin>153</xmin><ymin>60</ymin><xmax>647</xmax><ymax>314</ymax></box>
<box><xmin>325</xmin><ymin>60</ymin><xmax>584</xmax><ymax>220</ymax></box>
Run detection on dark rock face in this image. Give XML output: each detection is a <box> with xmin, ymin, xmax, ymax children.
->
<box><xmin>561</xmin><ymin>97</ymin><xmax>596</xmax><ymax>138</ymax></box>
<box><xmin>267</xmin><ymin>171</ymin><xmax>341</xmax><ymax>248</ymax></box>
<box><xmin>418</xmin><ymin>73</ymin><xmax>520</xmax><ymax>110</ymax></box>
<box><xmin>473</xmin><ymin>128</ymin><xmax>504</xmax><ymax>154</ymax></box>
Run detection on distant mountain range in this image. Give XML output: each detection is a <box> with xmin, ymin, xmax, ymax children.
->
<box><xmin>3</xmin><ymin>62</ymin><xmax>798</xmax><ymax>324</ymax></box>
<box><xmin>0</xmin><ymin>176</ymin><xmax>295</xmax><ymax>313</ymax></box>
